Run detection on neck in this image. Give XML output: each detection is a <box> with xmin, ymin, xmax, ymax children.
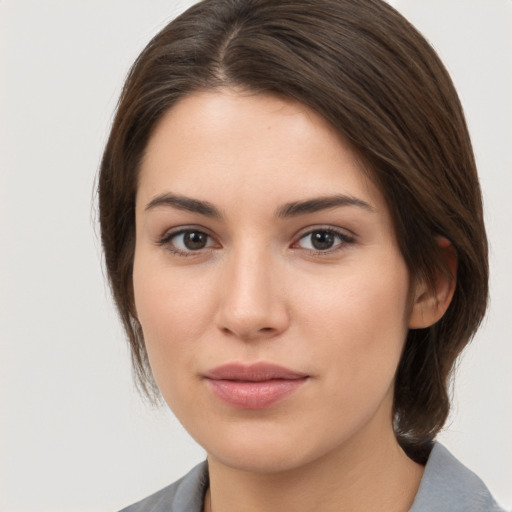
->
<box><xmin>205</xmin><ymin>423</ymin><xmax>424</xmax><ymax>512</ymax></box>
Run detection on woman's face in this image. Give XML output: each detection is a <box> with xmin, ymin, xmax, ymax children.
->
<box><xmin>133</xmin><ymin>89</ymin><xmax>412</xmax><ymax>473</ymax></box>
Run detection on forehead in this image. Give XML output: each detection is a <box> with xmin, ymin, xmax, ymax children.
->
<box><xmin>137</xmin><ymin>89</ymin><xmax>385</xmax><ymax>215</ymax></box>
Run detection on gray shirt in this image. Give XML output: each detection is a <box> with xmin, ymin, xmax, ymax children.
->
<box><xmin>119</xmin><ymin>443</ymin><xmax>505</xmax><ymax>511</ymax></box>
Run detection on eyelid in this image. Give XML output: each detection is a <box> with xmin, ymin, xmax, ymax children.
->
<box><xmin>155</xmin><ymin>224</ymin><xmax>355</xmax><ymax>256</ymax></box>
<box><xmin>291</xmin><ymin>226</ymin><xmax>356</xmax><ymax>252</ymax></box>
<box><xmin>157</xmin><ymin>226</ymin><xmax>221</xmax><ymax>255</ymax></box>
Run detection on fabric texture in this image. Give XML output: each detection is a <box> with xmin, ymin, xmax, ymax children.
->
<box><xmin>118</xmin><ymin>443</ymin><xmax>505</xmax><ymax>512</ymax></box>
<box><xmin>408</xmin><ymin>444</ymin><xmax>504</xmax><ymax>512</ymax></box>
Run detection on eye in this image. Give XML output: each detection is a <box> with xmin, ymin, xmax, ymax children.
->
<box><xmin>295</xmin><ymin>228</ymin><xmax>354</xmax><ymax>252</ymax></box>
<box><xmin>160</xmin><ymin>229</ymin><xmax>217</xmax><ymax>254</ymax></box>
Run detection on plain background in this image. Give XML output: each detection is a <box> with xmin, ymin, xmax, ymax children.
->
<box><xmin>1</xmin><ymin>1</ymin><xmax>510</xmax><ymax>511</ymax></box>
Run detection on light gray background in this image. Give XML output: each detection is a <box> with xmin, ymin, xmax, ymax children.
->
<box><xmin>1</xmin><ymin>1</ymin><xmax>510</xmax><ymax>511</ymax></box>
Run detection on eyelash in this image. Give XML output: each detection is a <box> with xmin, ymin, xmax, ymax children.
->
<box><xmin>157</xmin><ymin>226</ymin><xmax>355</xmax><ymax>256</ymax></box>
<box><xmin>293</xmin><ymin>227</ymin><xmax>355</xmax><ymax>254</ymax></box>
<box><xmin>157</xmin><ymin>228</ymin><xmax>218</xmax><ymax>257</ymax></box>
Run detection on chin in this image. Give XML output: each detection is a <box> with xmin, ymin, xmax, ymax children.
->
<box><xmin>195</xmin><ymin>417</ymin><xmax>358</xmax><ymax>476</ymax></box>
<box><xmin>209</xmin><ymin>441</ymin><xmax>319</xmax><ymax>475</ymax></box>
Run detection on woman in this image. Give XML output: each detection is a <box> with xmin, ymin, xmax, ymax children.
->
<box><xmin>98</xmin><ymin>0</ymin><xmax>505</xmax><ymax>510</ymax></box>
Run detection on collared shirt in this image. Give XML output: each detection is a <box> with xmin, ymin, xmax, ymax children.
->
<box><xmin>119</xmin><ymin>443</ymin><xmax>506</xmax><ymax>512</ymax></box>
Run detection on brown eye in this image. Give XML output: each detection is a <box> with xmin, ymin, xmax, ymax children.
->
<box><xmin>161</xmin><ymin>229</ymin><xmax>216</xmax><ymax>253</ymax></box>
<box><xmin>182</xmin><ymin>231</ymin><xmax>209</xmax><ymax>250</ymax></box>
<box><xmin>310</xmin><ymin>231</ymin><xmax>336</xmax><ymax>250</ymax></box>
<box><xmin>297</xmin><ymin>229</ymin><xmax>354</xmax><ymax>252</ymax></box>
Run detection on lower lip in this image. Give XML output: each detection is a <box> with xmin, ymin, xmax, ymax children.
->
<box><xmin>206</xmin><ymin>378</ymin><xmax>307</xmax><ymax>409</ymax></box>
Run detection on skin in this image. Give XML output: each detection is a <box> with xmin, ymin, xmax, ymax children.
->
<box><xmin>133</xmin><ymin>89</ymin><xmax>453</xmax><ymax>512</ymax></box>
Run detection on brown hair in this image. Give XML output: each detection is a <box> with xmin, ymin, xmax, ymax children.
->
<box><xmin>98</xmin><ymin>0</ymin><xmax>488</xmax><ymax>463</ymax></box>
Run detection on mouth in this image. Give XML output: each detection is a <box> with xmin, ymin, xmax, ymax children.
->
<box><xmin>203</xmin><ymin>362</ymin><xmax>309</xmax><ymax>409</ymax></box>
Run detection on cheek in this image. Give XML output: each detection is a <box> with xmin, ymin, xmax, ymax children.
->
<box><xmin>297</xmin><ymin>257</ymin><xmax>410</xmax><ymax>382</ymax></box>
<box><xmin>133</xmin><ymin>272</ymin><xmax>205</xmax><ymax>415</ymax></box>
<box><xmin>132</xmin><ymin>254</ymin><xmax>214</xmax><ymax>383</ymax></box>
<box><xmin>133</xmin><ymin>248</ymin><xmax>214</xmax><ymax>332</ymax></box>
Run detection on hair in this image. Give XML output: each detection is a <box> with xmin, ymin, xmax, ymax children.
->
<box><xmin>98</xmin><ymin>0</ymin><xmax>488</xmax><ymax>463</ymax></box>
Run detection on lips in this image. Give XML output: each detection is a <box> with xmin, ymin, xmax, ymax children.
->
<box><xmin>203</xmin><ymin>362</ymin><xmax>309</xmax><ymax>409</ymax></box>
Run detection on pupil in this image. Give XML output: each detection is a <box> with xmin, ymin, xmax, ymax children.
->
<box><xmin>184</xmin><ymin>232</ymin><xmax>207</xmax><ymax>250</ymax></box>
<box><xmin>311</xmin><ymin>231</ymin><xmax>334</xmax><ymax>250</ymax></box>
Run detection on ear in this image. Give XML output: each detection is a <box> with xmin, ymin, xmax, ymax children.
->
<box><xmin>408</xmin><ymin>237</ymin><xmax>457</xmax><ymax>329</ymax></box>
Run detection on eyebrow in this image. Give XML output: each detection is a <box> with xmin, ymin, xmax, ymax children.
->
<box><xmin>144</xmin><ymin>192</ymin><xmax>374</xmax><ymax>218</ymax></box>
<box><xmin>276</xmin><ymin>194</ymin><xmax>374</xmax><ymax>217</ymax></box>
<box><xmin>145</xmin><ymin>193</ymin><xmax>222</xmax><ymax>218</ymax></box>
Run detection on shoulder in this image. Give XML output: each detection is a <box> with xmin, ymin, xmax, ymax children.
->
<box><xmin>410</xmin><ymin>443</ymin><xmax>506</xmax><ymax>512</ymax></box>
<box><xmin>118</xmin><ymin>461</ymin><xmax>209</xmax><ymax>512</ymax></box>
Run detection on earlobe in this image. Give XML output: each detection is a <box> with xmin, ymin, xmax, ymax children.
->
<box><xmin>408</xmin><ymin>237</ymin><xmax>457</xmax><ymax>329</ymax></box>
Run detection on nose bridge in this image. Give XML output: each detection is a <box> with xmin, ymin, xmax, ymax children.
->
<box><xmin>216</xmin><ymin>237</ymin><xmax>288</xmax><ymax>339</ymax></box>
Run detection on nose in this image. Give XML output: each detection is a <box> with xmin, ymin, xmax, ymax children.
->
<box><xmin>215</xmin><ymin>246</ymin><xmax>290</xmax><ymax>341</ymax></box>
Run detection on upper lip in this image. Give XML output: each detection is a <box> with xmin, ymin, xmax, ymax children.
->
<box><xmin>203</xmin><ymin>362</ymin><xmax>309</xmax><ymax>382</ymax></box>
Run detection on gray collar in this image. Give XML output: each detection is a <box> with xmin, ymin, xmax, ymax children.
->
<box><xmin>409</xmin><ymin>443</ymin><xmax>503</xmax><ymax>511</ymax></box>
